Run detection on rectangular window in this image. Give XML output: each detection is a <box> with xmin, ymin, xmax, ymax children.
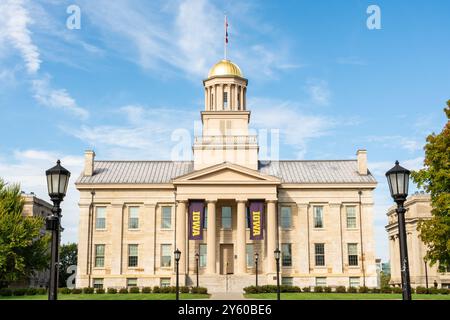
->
<box><xmin>348</xmin><ymin>243</ymin><xmax>359</xmax><ymax>266</ymax></box>
<box><xmin>128</xmin><ymin>244</ymin><xmax>138</xmax><ymax>267</ymax></box>
<box><xmin>221</xmin><ymin>206</ymin><xmax>232</xmax><ymax>229</ymax></box>
<box><xmin>161</xmin><ymin>244</ymin><xmax>172</xmax><ymax>267</ymax></box>
<box><xmin>93</xmin><ymin>278</ymin><xmax>104</xmax><ymax>289</ymax></box>
<box><xmin>313</xmin><ymin>206</ymin><xmax>323</xmax><ymax>228</ymax></box>
<box><xmin>127</xmin><ymin>278</ymin><xmax>137</xmax><ymax>288</ymax></box>
<box><xmin>94</xmin><ymin>244</ymin><xmax>105</xmax><ymax>268</ymax></box>
<box><xmin>346</xmin><ymin>206</ymin><xmax>357</xmax><ymax>229</ymax></box>
<box><xmin>280</xmin><ymin>206</ymin><xmax>292</xmax><ymax>229</ymax></box>
<box><xmin>316</xmin><ymin>277</ymin><xmax>327</xmax><ymax>287</ymax></box>
<box><xmin>128</xmin><ymin>207</ymin><xmax>139</xmax><ymax>229</ymax></box>
<box><xmin>161</xmin><ymin>206</ymin><xmax>172</xmax><ymax>229</ymax></box>
<box><xmin>246</xmin><ymin>244</ymin><xmax>254</xmax><ymax>268</ymax></box>
<box><xmin>349</xmin><ymin>277</ymin><xmax>360</xmax><ymax>288</ymax></box>
<box><xmin>282</xmin><ymin>243</ymin><xmax>292</xmax><ymax>267</ymax></box>
<box><xmin>315</xmin><ymin>243</ymin><xmax>325</xmax><ymax>266</ymax></box>
<box><xmin>160</xmin><ymin>278</ymin><xmax>171</xmax><ymax>287</ymax></box>
<box><xmin>203</xmin><ymin>206</ymin><xmax>208</xmax><ymax>229</ymax></box>
<box><xmin>199</xmin><ymin>244</ymin><xmax>207</xmax><ymax>268</ymax></box>
<box><xmin>223</xmin><ymin>92</ymin><xmax>228</xmax><ymax>108</ymax></box>
<box><xmin>95</xmin><ymin>207</ymin><xmax>106</xmax><ymax>229</ymax></box>
<box><xmin>281</xmin><ymin>277</ymin><xmax>293</xmax><ymax>286</ymax></box>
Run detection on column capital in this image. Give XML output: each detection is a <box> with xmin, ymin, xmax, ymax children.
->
<box><xmin>206</xmin><ymin>199</ymin><xmax>217</xmax><ymax>204</ymax></box>
<box><xmin>236</xmin><ymin>199</ymin><xmax>247</xmax><ymax>204</ymax></box>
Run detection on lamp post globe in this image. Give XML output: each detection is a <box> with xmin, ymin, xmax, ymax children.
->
<box><xmin>386</xmin><ymin>160</ymin><xmax>412</xmax><ymax>300</ymax></box>
<box><xmin>45</xmin><ymin>160</ymin><xmax>71</xmax><ymax>301</ymax></box>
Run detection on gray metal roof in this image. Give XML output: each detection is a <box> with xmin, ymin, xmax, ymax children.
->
<box><xmin>76</xmin><ymin>160</ymin><xmax>376</xmax><ymax>185</ymax></box>
<box><xmin>259</xmin><ymin>160</ymin><xmax>376</xmax><ymax>184</ymax></box>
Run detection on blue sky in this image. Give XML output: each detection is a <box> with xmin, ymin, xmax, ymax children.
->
<box><xmin>0</xmin><ymin>0</ymin><xmax>449</xmax><ymax>262</ymax></box>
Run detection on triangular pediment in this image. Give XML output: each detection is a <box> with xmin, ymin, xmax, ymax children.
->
<box><xmin>173</xmin><ymin>162</ymin><xmax>280</xmax><ymax>184</ymax></box>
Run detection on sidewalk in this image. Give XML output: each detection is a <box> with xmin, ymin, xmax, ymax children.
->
<box><xmin>209</xmin><ymin>292</ymin><xmax>248</xmax><ymax>300</ymax></box>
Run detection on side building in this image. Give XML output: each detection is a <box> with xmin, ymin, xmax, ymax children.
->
<box><xmin>386</xmin><ymin>193</ymin><xmax>450</xmax><ymax>288</ymax></box>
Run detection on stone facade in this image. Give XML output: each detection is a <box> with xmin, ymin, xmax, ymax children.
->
<box><xmin>75</xmin><ymin>59</ymin><xmax>378</xmax><ymax>292</ymax></box>
<box><xmin>386</xmin><ymin>193</ymin><xmax>450</xmax><ymax>288</ymax></box>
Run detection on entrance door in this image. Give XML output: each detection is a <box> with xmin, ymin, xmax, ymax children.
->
<box><xmin>220</xmin><ymin>244</ymin><xmax>234</xmax><ymax>274</ymax></box>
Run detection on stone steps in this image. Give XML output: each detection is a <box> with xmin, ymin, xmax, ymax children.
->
<box><xmin>186</xmin><ymin>274</ymin><xmax>268</xmax><ymax>293</ymax></box>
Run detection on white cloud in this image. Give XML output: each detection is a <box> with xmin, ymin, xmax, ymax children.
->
<box><xmin>0</xmin><ymin>0</ymin><xmax>41</xmax><ymax>74</ymax></box>
<box><xmin>77</xmin><ymin>0</ymin><xmax>297</xmax><ymax>79</ymax></box>
<box><xmin>305</xmin><ymin>79</ymin><xmax>331</xmax><ymax>106</ymax></box>
<box><xmin>366</xmin><ymin>135</ymin><xmax>424</xmax><ymax>153</ymax></box>
<box><xmin>0</xmin><ymin>149</ymin><xmax>83</xmax><ymax>244</ymax></box>
<box><xmin>63</xmin><ymin>105</ymin><xmax>198</xmax><ymax>160</ymax></box>
<box><xmin>32</xmin><ymin>75</ymin><xmax>89</xmax><ymax>120</ymax></box>
<box><xmin>249</xmin><ymin>98</ymin><xmax>331</xmax><ymax>158</ymax></box>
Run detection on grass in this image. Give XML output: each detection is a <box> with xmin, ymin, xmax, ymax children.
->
<box><xmin>0</xmin><ymin>293</ymin><xmax>209</xmax><ymax>300</ymax></box>
<box><xmin>245</xmin><ymin>293</ymin><xmax>450</xmax><ymax>300</ymax></box>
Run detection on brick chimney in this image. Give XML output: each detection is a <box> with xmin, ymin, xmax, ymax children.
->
<box><xmin>84</xmin><ymin>150</ymin><xmax>95</xmax><ymax>176</ymax></box>
<box><xmin>357</xmin><ymin>149</ymin><xmax>367</xmax><ymax>175</ymax></box>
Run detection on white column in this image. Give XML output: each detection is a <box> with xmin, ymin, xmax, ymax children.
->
<box><xmin>206</xmin><ymin>200</ymin><xmax>217</xmax><ymax>274</ymax></box>
<box><xmin>241</xmin><ymin>86</ymin><xmax>245</xmax><ymax>110</ymax></box>
<box><xmin>297</xmin><ymin>203</ymin><xmax>309</xmax><ymax>274</ymax></box>
<box><xmin>176</xmin><ymin>200</ymin><xmax>187</xmax><ymax>274</ymax></box>
<box><xmin>234</xmin><ymin>85</ymin><xmax>238</xmax><ymax>110</ymax></box>
<box><xmin>266</xmin><ymin>200</ymin><xmax>277</xmax><ymax>273</ymax></box>
<box><xmin>237</xmin><ymin>200</ymin><xmax>247</xmax><ymax>274</ymax></box>
<box><xmin>110</xmin><ymin>203</ymin><xmax>123</xmax><ymax>274</ymax></box>
<box><xmin>144</xmin><ymin>203</ymin><xmax>156</xmax><ymax>274</ymax></box>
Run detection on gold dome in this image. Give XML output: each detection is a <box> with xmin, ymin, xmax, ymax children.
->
<box><xmin>208</xmin><ymin>59</ymin><xmax>243</xmax><ymax>78</ymax></box>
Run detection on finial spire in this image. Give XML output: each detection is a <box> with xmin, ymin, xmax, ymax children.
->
<box><xmin>224</xmin><ymin>15</ymin><xmax>228</xmax><ymax>60</ymax></box>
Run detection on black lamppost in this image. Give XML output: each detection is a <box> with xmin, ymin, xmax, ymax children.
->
<box><xmin>254</xmin><ymin>252</ymin><xmax>259</xmax><ymax>287</ymax></box>
<box><xmin>386</xmin><ymin>160</ymin><xmax>412</xmax><ymax>300</ymax></box>
<box><xmin>424</xmin><ymin>258</ymin><xmax>429</xmax><ymax>289</ymax></box>
<box><xmin>195</xmin><ymin>252</ymin><xmax>200</xmax><ymax>288</ymax></box>
<box><xmin>274</xmin><ymin>248</ymin><xmax>281</xmax><ymax>301</ymax></box>
<box><xmin>45</xmin><ymin>160</ymin><xmax>71</xmax><ymax>301</ymax></box>
<box><xmin>174</xmin><ymin>249</ymin><xmax>181</xmax><ymax>300</ymax></box>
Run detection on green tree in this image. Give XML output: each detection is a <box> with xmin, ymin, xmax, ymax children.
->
<box><xmin>411</xmin><ymin>100</ymin><xmax>450</xmax><ymax>267</ymax></box>
<box><xmin>380</xmin><ymin>271</ymin><xmax>391</xmax><ymax>288</ymax></box>
<box><xmin>59</xmin><ymin>243</ymin><xmax>77</xmax><ymax>287</ymax></box>
<box><xmin>0</xmin><ymin>179</ymin><xmax>50</xmax><ymax>287</ymax></box>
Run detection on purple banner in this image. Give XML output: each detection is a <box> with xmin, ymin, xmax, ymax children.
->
<box><xmin>188</xmin><ymin>201</ymin><xmax>205</xmax><ymax>240</ymax></box>
<box><xmin>249</xmin><ymin>201</ymin><xmax>264</xmax><ymax>240</ymax></box>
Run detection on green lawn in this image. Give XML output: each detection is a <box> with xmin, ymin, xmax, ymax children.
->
<box><xmin>0</xmin><ymin>293</ymin><xmax>209</xmax><ymax>300</ymax></box>
<box><xmin>245</xmin><ymin>293</ymin><xmax>450</xmax><ymax>300</ymax></box>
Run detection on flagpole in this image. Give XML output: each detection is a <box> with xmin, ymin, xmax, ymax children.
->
<box><xmin>224</xmin><ymin>15</ymin><xmax>227</xmax><ymax>60</ymax></box>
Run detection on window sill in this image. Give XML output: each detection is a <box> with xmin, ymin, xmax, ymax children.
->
<box><xmin>220</xmin><ymin>228</ymin><xmax>232</xmax><ymax>231</ymax></box>
<box><xmin>95</xmin><ymin>229</ymin><xmax>107</xmax><ymax>232</ymax></box>
<box><xmin>160</xmin><ymin>267</ymin><xmax>173</xmax><ymax>270</ymax></box>
<box><xmin>93</xmin><ymin>267</ymin><xmax>105</xmax><ymax>270</ymax></box>
<box><xmin>160</xmin><ymin>228</ymin><xmax>174</xmax><ymax>231</ymax></box>
<box><xmin>312</xmin><ymin>228</ymin><xmax>325</xmax><ymax>231</ymax></box>
<box><xmin>128</xmin><ymin>229</ymin><xmax>140</xmax><ymax>231</ymax></box>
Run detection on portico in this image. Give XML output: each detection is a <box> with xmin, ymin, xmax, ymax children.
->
<box><xmin>173</xmin><ymin>162</ymin><xmax>280</xmax><ymax>280</ymax></box>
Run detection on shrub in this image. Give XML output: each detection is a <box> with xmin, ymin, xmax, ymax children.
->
<box><xmin>335</xmin><ymin>286</ymin><xmax>346</xmax><ymax>293</ymax></box>
<box><xmin>347</xmin><ymin>287</ymin><xmax>357</xmax><ymax>293</ymax></box>
<box><xmin>142</xmin><ymin>287</ymin><xmax>152</xmax><ymax>294</ymax></box>
<box><xmin>429</xmin><ymin>288</ymin><xmax>439</xmax><ymax>294</ymax></box>
<box><xmin>258</xmin><ymin>285</ymin><xmax>277</xmax><ymax>293</ymax></box>
<box><xmin>72</xmin><ymin>288</ymin><xmax>82</xmax><ymax>294</ymax></box>
<box><xmin>314</xmin><ymin>286</ymin><xmax>323</xmax><ymax>293</ymax></box>
<box><xmin>37</xmin><ymin>288</ymin><xmax>47</xmax><ymax>295</ymax></box>
<box><xmin>107</xmin><ymin>288</ymin><xmax>117</xmax><ymax>294</ymax></box>
<box><xmin>392</xmin><ymin>287</ymin><xmax>403</xmax><ymax>294</ymax></box>
<box><xmin>410</xmin><ymin>287</ymin><xmax>416</xmax><ymax>294</ymax></box>
<box><xmin>118</xmin><ymin>288</ymin><xmax>128</xmax><ymax>294</ymax></box>
<box><xmin>129</xmin><ymin>287</ymin><xmax>140</xmax><ymax>294</ymax></box>
<box><xmin>13</xmin><ymin>288</ymin><xmax>27</xmax><ymax>296</ymax></box>
<box><xmin>59</xmin><ymin>287</ymin><xmax>72</xmax><ymax>294</ymax></box>
<box><xmin>358</xmin><ymin>286</ymin><xmax>369</xmax><ymax>293</ymax></box>
<box><xmin>160</xmin><ymin>286</ymin><xmax>171</xmax><ymax>293</ymax></box>
<box><xmin>152</xmin><ymin>286</ymin><xmax>161</xmax><ymax>293</ymax></box>
<box><xmin>324</xmin><ymin>286</ymin><xmax>332</xmax><ymax>293</ymax></box>
<box><xmin>370</xmin><ymin>288</ymin><xmax>381</xmax><ymax>294</ymax></box>
<box><xmin>191</xmin><ymin>287</ymin><xmax>207</xmax><ymax>294</ymax></box>
<box><xmin>0</xmin><ymin>288</ymin><xmax>13</xmax><ymax>296</ymax></box>
<box><xmin>96</xmin><ymin>288</ymin><xmax>105</xmax><ymax>294</ymax></box>
<box><xmin>381</xmin><ymin>287</ymin><xmax>392</xmax><ymax>294</ymax></box>
<box><xmin>302</xmin><ymin>286</ymin><xmax>311</xmax><ymax>293</ymax></box>
<box><xmin>83</xmin><ymin>287</ymin><xmax>94</xmax><ymax>294</ymax></box>
<box><xmin>180</xmin><ymin>286</ymin><xmax>190</xmax><ymax>293</ymax></box>
<box><xmin>243</xmin><ymin>286</ymin><xmax>257</xmax><ymax>294</ymax></box>
<box><xmin>26</xmin><ymin>288</ymin><xmax>37</xmax><ymax>295</ymax></box>
<box><xmin>438</xmin><ymin>288</ymin><xmax>449</xmax><ymax>295</ymax></box>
